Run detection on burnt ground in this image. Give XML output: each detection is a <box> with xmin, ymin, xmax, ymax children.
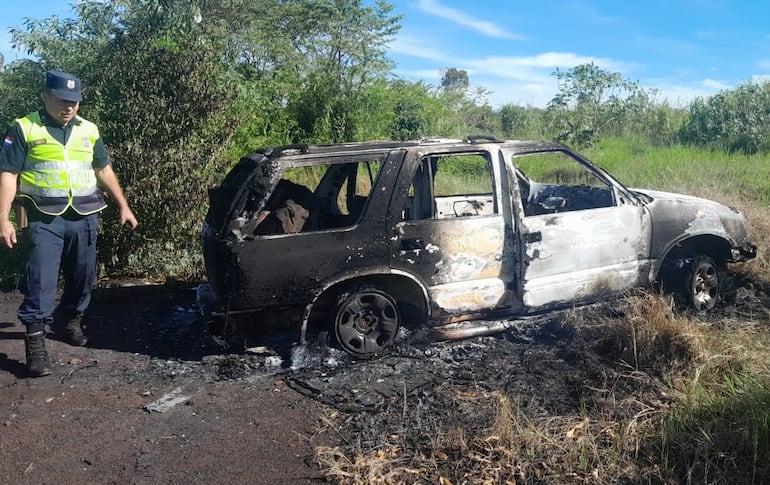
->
<box><xmin>1</xmin><ymin>276</ymin><xmax>769</xmax><ymax>484</ymax></box>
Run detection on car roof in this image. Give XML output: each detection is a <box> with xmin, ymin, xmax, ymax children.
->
<box><xmin>252</xmin><ymin>137</ymin><xmax>569</xmax><ymax>160</ymax></box>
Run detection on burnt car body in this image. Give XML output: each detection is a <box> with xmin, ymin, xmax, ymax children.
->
<box><xmin>201</xmin><ymin>137</ymin><xmax>756</xmax><ymax>358</ymax></box>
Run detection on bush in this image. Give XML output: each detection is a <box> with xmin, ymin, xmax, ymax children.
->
<box><xmin>88</xmin><ymin>28</ymin><xmax>237</xmax><ymax>278</ymax></box>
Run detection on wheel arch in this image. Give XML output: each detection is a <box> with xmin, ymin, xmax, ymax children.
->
<box><xmin>655</xmin><ymin>234</ymin><xmax>732</xmax><ymax>281</ymax></box>
<box><xmin>304</xmin><ymin>271</ymin><xmax>431</xmax><ymax>334</ymax></box>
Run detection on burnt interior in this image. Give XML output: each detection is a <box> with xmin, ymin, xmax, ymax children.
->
<box><xmin>223</xmin><ymin>159</ymin><xmax>382</xmax><ymax>239</ymax></box>
<box><xmin>523</xmin><ymin>182</ymin><xmax>614</xmax><ymax>215</ymax></box>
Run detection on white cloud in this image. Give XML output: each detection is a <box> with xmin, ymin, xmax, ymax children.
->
<box><xmin>641</xmin><ymin>78</ymin><xmax>731</xmax><ymax>108</ymax></box>
<box><xmin>482</xmin><ymin>78</ymin><xmax>557</xmax><ymax>109</ymax></box>
<box><xmin>389</xmin><ymin>26</ymin><xmax>731</xmax><ymax>110</ymax></box>
<box><xmin>415</xmin><ymin>0</ymin><xmax>524</xmax><ymax>40</ymax></box>
<box><xmin>391</xmin><ymin>37</ymin><xmax>629</xmax><ymax>79</ymax></box>
<box><xmin>478</xmin><ymin>52</ymin><xmax>630</xmax><ymax>73</ymax></box>
<box><xmin>701</xmin><ymin>78</ymin><xmax>730</xmax><ymax>90</ymax></box>
<box><xmin>389</xmin><ymin>36</ymin><xmax>452</xmax><ymax>63</ymax></box>
<box><xmin>395</xmin><ymin>68</ymin><xmax>444</xmax><ymax>81</ymax></box>
<box><xmin>389</xmin><ymin>36</ymin><xmax>640</xmax><ymax>108</ymax></box>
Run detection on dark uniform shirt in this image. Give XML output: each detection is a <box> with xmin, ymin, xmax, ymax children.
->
<box><xmin>0</xmin><ymin>109</ymin><xmax>110</xmax><ymax>173</ymax></box>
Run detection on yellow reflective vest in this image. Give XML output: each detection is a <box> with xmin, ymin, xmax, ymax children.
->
<box><xmin>16</xmin><ymin>112</ymin><xmax>106</xmax><ymax>215</ymax></box>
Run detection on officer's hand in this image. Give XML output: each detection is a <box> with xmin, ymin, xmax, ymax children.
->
<box><xmin>120</xmin><ymin>207</ymin><xmax>138</xmax><ymax>230</ymax></box>
<box><xmin>0</xmin><ymin>219</ymin><xmax>17</xmax><ymax>249</ymax></box>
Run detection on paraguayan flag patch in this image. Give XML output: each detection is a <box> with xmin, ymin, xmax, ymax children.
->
<box><xmin>3</xmin><ymin>136</ymin><xmax>12</xmax><ymax>148</ymax></box>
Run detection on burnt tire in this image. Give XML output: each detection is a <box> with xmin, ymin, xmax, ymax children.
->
<box><xmin>334</xmin><ymin>286</ymin><xmax>400</xmax><ymax>359</ymax></box>
<box><xmin>672</xmin><ymin>255</ymin><xmax>721</xmax><ymax>312</ymax></box>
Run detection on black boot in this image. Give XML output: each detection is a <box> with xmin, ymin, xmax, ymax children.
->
<box><xmin>25</xmin><ymin>331</ymin><xmax>52</xmax><ymax>377</ymax></box>
<box><xmin>65</xmin><ymin>314</ymin><xmax>88</xmax><ymax>346</ymax></box>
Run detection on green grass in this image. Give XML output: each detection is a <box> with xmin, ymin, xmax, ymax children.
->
<box><xmin>584</xmin><ymin>138</ymin><xmax>770</xmax><ymax>204</ymax></box>
<box><xmin>591</xmin><ymin>141</ymin><xmax>770</xmax><ymax>485</ymax></box>
<box><xmin>663</xmin><ymin>355</ymin><xmax>770</xmax><ymax>483</ymax></box>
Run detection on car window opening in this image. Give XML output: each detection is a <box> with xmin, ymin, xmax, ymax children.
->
<box><xmin>404</xmin><ymin>153</ymin><xmax>497</xmax><ymax>221</ymax></box>
<box><xmin>513</xmin><ymin>151</ymin><xmax>615</xmax><ymax>216</ymax></box>
<box><xmin>234</xmin><ymin>159</ymin><xmax>383</xmax><ymax>237</ymax></box>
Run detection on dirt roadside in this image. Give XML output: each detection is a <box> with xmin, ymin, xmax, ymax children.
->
<box><xmin>0</xmin><ymin>285</ymin><xmax>338</xmax><ymax>485</ymax></box>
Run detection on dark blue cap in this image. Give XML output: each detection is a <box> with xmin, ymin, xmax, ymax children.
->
<box><xmin>45</xmin><ymin>70</ymin><xmax>82</xmax><ymax>102</ymax></box>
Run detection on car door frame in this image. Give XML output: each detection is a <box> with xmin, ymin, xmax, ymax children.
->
<box><xmin>387</xmin><ymin>145</ymin><xmax>522</xmax><ymax>321</ymax></box>
<box><xmin>505</xmin><ymin>147</ymin><xmax>653</xmax><ymax>311</ymax></box>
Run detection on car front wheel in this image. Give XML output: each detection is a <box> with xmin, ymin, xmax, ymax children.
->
<box><xmin>334</xmin><ymin>286</ymin><xmax>400</xmax><ymax>358</ymax></box>
<box><xmin>676</xmin><ymin>255</ymin><xmax>720</xmax><ymax>312</ymax></box>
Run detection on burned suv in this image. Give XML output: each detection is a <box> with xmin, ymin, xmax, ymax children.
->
<box><xmin>201</xmin><ymin>136</ymin><xmax>756</xmax><ymax>358</ymax></box>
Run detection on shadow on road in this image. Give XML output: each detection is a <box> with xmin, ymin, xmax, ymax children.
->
<box><xmin>82</xmin><ymin>284</ymin><xmax>222</xmax><ymax>361</ymax></box>
<box><xmin>0</xmin><ymin>351</ymin><xmax>27</xmax><ymax>378</ymax></box>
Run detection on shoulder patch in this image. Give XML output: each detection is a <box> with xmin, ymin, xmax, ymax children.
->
<box><xmin>2</xmin><ymin>136</ymin><xmax>12</xmax><ymax>148</ymax></box>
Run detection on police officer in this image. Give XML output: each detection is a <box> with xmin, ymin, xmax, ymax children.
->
<box><xmin>0</xmin><ymin>70</ymin><xmax>138</xmax><ymax>377</ymax></box>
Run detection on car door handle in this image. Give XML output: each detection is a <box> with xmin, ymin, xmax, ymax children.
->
<box><xmin>402</xmin><ymin>238</ymin><xmax>425</xmax><ymax>250</ymax></box>
<box><xmin>524</xmin><ymin>232</ymin><xmax>542</xmax><ymax>243</ymax></box>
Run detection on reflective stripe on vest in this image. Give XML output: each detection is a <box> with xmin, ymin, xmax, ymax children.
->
<box><xmin>16</xmin><ymin>112</ymin><xmax>101</xmax><ymax>214</ymax></box>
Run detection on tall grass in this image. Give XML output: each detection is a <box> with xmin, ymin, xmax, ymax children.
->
<box><xmin>585</xmin><ymin>138</ymin><xmax>770</xmax><ymax>204</ymax></box>
<box><xmin>575</xmin><ymin>139</ymin><xmax>770</xmax><ymax>484</ymax></box>
<box><xmin>662</xmin><ymin>326</ymin><xmax>770</xmax><ymax>484</ymax></box>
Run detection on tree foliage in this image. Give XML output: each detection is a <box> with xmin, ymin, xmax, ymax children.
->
<box><xmin>441</xmin><ymin>68</ymin><xmax>469</xmax><ymax>94</ymax></box>
<box><xmin>546</xmin><ymin>63</ymin><xmax>657</xmax><ymax>146</ymax></box>
<box><xmin>0</xmin><ymin>0</ymin><xmax>405</xmax><ymax>278</ymax></box>
<box><xmin>0</xmin><ymin>61</ymin><xmax>46</xmax><ymax>127</ymax></box>
<box><xmin>94</xmin><ymin>20</ymin><xmax>236</xmax><ymax>276</ymax></box>
<box><xmin>284</xmin><ymin>0</ymin><xmax>401</xmax><ymax>142</ymax></box>
<box><xmin>499</xmin><ymin>103</ymin><xmax>544</xmax><ymax>139</ymax></box>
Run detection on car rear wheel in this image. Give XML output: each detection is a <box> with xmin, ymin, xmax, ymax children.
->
<box><xmin>675</xmin><ymin>255</ymin><xmax>720</xmax><ymax>312</ymax></box>
<box><xmin>334</xmin><ymin>286</ymin><xmax>400</xmax><ymax>358</ymax></box>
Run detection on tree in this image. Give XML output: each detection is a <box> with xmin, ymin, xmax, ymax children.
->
<box><xmin>0</xmin><ymin>60</ymin><xmax>47</xmax><ymax>129</ymax></box>
<box><xmin>441</xmin><ymin>68</ymin><xmax>469</xmax><ymax>94</ymax></box>
<box><xmin>0</xmin><ymin>0</ymin><xmax>405</xmax><ymax>279</ymax></box>
<box><xmin>383</xmin><ymin>79</ymin><xmax>441</xmax><ymax>140</ymax></box>
<box><xmin>546</xmin><ymin>63</ymin><xmax>655</xmax><ymax>146</ymax></box>
<box><xmin>499</xmin><ymin>103</ymin><xmax>544</xmax><ymax>139</ymax></box>
<box><xmin>295</xmin><ymin>0</ymin><xmax>401</xmax><ymax>142</ymax></box>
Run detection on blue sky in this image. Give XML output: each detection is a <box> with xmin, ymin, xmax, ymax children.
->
<box><xmin>390</xmin><ymin>0</ymin><xmax>770</xmax><ymax>107</ymax></box>
<box><xmin>2</xmin><ymin>1</ymin><xmax>769</xmax><ymax>108</ymax></box>
<box><xmin>0</xmin><ymin>2</ymin><xmax>74</xmax><ymax>62</ymax></box>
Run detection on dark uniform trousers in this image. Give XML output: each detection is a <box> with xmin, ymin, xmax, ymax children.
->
<box><xmin>17</xmin><ymin>208</ymin><xmax>99</xmax><ymax>328</ymax></box>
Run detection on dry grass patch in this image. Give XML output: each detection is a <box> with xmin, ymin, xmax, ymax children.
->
<box><xmin>314</xmin><ymin>292</ymin><xmax>717</xmax><ymax>484</ymax></box>
<box><xmin>730</xmin><ymin>199</ymin><xmax>770</xmax><ymax>286</ymax></box>
<box><xmin>315</xmin><ymin>386</ymin><xmax>673</xmax><ymax>484</ymax></box>
<box><xmin>581</xmin><ymin>292</ymin><xmax>706</xmax><ymax>379</ymax></box>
